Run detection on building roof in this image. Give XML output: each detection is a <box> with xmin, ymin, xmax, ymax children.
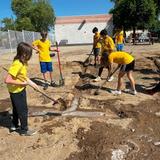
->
<box><xmin>55</xmin><ymin>14</ymin><xmax>112</xmax><ymax>24</ymax></box>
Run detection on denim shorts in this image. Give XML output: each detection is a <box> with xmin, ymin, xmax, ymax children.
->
<box><xmin>40</xmin><ymin>62</ymin><xmax>53</xmax><ymax>73</ymax></box>
<box><xmin>117</xmin><ymin>44</ymin><xmax>124</xmax><ymax>51</ymax></box>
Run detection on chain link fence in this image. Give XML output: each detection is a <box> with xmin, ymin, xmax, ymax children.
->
<box><xmin>0</xmin><ymin>30</ymin><xmax>55</xmax><ymax>54</ymax></box>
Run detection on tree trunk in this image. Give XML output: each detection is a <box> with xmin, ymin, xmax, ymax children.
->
<box><xmin>133</xmin><ymin>27</ymin><xmax>136</xmax><ymax>45</ymax></box>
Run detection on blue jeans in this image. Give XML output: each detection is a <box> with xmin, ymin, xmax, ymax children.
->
<box><xmin>117</xmin><ymin>44</ymin><xmax>124</xmax><ymax>51</ymax></box>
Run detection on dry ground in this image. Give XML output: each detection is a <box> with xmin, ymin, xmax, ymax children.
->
<box><xmin>0</xmin><ymin>44</ymin><xmax>160</xmax><ymax>160</ymax></box>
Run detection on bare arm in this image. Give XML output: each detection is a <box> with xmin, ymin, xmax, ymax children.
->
<box><xmin>107</xmin><ymin>64</ymin><xmax>121</xmax><ymax>79</ymax></box>
<box><xmin>5</xmin><ymin>74</ymin><xmax>27</xmax><ymax>86</ymax></box>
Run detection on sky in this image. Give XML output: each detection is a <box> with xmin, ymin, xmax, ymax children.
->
<box><xmin>0</xmin><ymin>0</ymin><xmax>113</xmax><ymax>20</ymax></box>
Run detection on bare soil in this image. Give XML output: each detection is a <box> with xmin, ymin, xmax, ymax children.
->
<box><xmin>0</xmin><ymin>44</ymin><xmax>160</xmax><ymax>160</ymax></box>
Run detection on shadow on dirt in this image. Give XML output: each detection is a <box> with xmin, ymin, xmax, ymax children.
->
<box><xmin>134</xmin><ymin>68</ymin><xmax>157</xmax><ymax>75</ymax></box>
<box><xmin>72</xmin><ymin>71</ymin><xmax>96</xmax><ymax>79</ymax></box>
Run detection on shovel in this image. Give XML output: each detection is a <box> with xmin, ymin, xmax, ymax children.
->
<box><xmin>56</xmin><ymin>41</ymin><xmax>65</xmax><ymax>86</ymax></box>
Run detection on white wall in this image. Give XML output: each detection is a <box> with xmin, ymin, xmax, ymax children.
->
<box><xmin>55</xmin><ymin>21</ymin><xmax>113</xmax><ymax>45</ymax></box>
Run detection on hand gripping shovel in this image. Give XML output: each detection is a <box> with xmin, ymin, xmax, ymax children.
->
<box><xmin>3</xmin><ymin>67</ymin><xmax>58</xmax><ymax>105</ymax></box>
<box><xmin>94</xmin><ymin>65</ymin><xmax>121</xmax><ymax>95</ymax></box>
<box><xmin>56</xmin><ymin>41</ymin><xmax>65</xmax><ymax>86</ymax></box>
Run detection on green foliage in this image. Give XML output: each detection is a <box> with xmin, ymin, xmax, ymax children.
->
<box><xmin>30</xmin><ymin>1</ymin><xmax>55</xmax><ymax>32</ymax></box>
<box><xmin>11</xmin><ymin>0</ymin><xmax>33</xmax><ymax>18</ymax></box>
<box><xmin>2</xmin><ymin>0</ymin><xmax>55</xmax><ymax>32</ymax></box>
<box><xmin>110</xmin><ymin>0</ymin><xmax>157</xmax><ymax>31</ymax></box>
<box><xmin>15</xmin><ymin>17</ymin><xmax>35</xmax><ymax>31</ymax></box>
<box><xmin>1</xmin><ymin>18</ymin><xmax>15</xmax><ymax>31</ymax></box>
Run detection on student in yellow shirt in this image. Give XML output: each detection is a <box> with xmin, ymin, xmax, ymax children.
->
<box><xmin>5</xmin><ymin>42</ymin><xmax>38</xmax><ymax>136</ymax></box>
<box><xmin>115</xmin><ymin>29</ymin><xmax>125</xmax><ymax>51</ymax></box>
<box><xmin>32</xmin><ymin>31</ymin><xmax>59</xmax><ymax>90</ymax></box>
<box><xmin>107</xmin><ymin>51</ymin><xmax>137</xmax><ymax>95</ymax></box>
<box><xmin>94</xmin><ymin>29</ymin><xmax>115</xmax><ymax>82</ymax></box>
<box><xmin>92</xmin><ymin>27</ymin><xmax>101</xmax><ymax>66</ymax></box>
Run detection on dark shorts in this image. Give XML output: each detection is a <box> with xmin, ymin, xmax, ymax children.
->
<box><xmin>117</xmin><ymin>44</ymin><xmax>124</xmax><ymax>51</ymax></box>
<box><xmin>93</xmin><ymin>48</ymin><xmax>100</xmax><ymax>56</ymax></box>
<box><xmin>100</xmin><ymin>52</ymin><xmax>109</xmax><ymax>68</ymax></box>
<box><xmin>120</xmin><ymin>60</ymin><xmax>135</xmax><ymax>72</ymax></box>
<box><xmin>40</xmin><ymin>62</ymin><xmax>53</xmax><ymax>73</ymax></box>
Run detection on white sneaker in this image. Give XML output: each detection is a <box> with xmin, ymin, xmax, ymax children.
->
<box><xmin>107</xmin><ymin>76</ymin><xmax>114</xmax><ymax>82</ymax></box>
<box><xmin>130</xmin><ymin>90</ymin><xmax>137</xmax><ymax>95</ymax></box>
<box><xmin>111</xmin><ymin>90</ymin><xmax>122</xmax><ymax>95</ymax></box>
<box><xmin>93</xmin><ymin>76</ymin><xmax>101</xmax><ymax>82</ymax></box>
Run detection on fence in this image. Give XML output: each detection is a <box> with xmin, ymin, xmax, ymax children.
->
<box><xmin>0</xmin><ymin>30</ymin><xmax>55</xmax><ymax>54</ymax></box>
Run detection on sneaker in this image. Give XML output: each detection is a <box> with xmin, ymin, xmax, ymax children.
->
<box><xmin>93</xmin><ymin>76</ymin><xmax>101</xmax><ymax>82</ymax></box>
<box><xmin>107</xmin><ymin>76</ymin><xmax>114</xmax><ymax>82</ymax></box>
<box><xmin>43</xmin><ymin>83</ymin><xmax>48</xmax><ymax>90</ymax></box>
<box><xmin>111</xmin><ymin>90</ymin><xmax>122</xmax><ymax>95</ymax></box>
<box><xmin>20</xmin><ymin>129</ymin><xmax>37</xmax><ymax>136</ymax></box>
<box><xmin>10</xmin><ymin>124</ymin><xmax>20</xmax><ymax>132</ymax></box>
<box><xmin>51</xmin><ymin>81</ymin><xmax>57</xmax><ymax>87</ymax></box>
<box><xmin>129</xmin><ymin>90</ymin><xmax>137</xmax><ymax>95</ymax></box>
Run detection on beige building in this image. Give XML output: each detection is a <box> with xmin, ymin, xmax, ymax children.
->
<box><xmin>55</xmin><ymin>14</ymin><xmax>113</xmax><ymax>45</ymax></box>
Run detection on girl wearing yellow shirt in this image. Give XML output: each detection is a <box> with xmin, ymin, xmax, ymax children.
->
<box><xmin>5</xmin><ymin>42</ymin><xmax>37</xmax><ymax>136</ymax></box>
<box><xmin>107</xmin><ymin>51</ymin><xmax>137</xmax><ymax>95</ymax></box>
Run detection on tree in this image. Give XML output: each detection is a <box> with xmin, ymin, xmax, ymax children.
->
<box><xmin>15</xmin><ymin>17</ymin><xmax>35</xmax><ymax>31</ymax></box>
<box><xmin>11</xmin><ymin>0</ymin><xmax>33</xmax><ymax>18</ymax></box>
<box><xmin>8</xmin><ymin>0</ymin><xmax>55</xmax><ymax>31</ymax></box>
<box><xmin>30</xmin><ymin>0</ymin><xmax>55</xmax><ymax>31</ymax></box>
<box><xmin>110</xmin><ymin>0</ymin><xmax>157</xmax><ymax>36</ymax></box>
<box><xmin>1</xmin><ymin>18</ymin><xmax>14</xmax><ymax>31</ymax></box>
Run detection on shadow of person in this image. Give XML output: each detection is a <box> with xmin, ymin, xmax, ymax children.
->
<box><xmin>30</xmin><ymin>77</ymin><xmax>46</xmax><ymax>87</ymax></box>
<box><xmin>72</xmin><ymin>71</ymin><xmax>96</xmax><ymax>79</ymax></box>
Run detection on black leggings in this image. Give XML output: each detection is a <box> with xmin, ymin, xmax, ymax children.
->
<box><xmin>10</xmin><ymin>89</ymin><xmax>28</xmax><ymax>131</ymax></box>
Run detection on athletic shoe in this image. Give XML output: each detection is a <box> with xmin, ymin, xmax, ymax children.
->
<box><xmin>51</xmin><ymin>81</ymin><xmax>57</xmax><ymax>87</ymax></box>
<box><xmin>125</xmin><ymin>89</ymin><xmax>137</xmax><ymax>95</ymax></box>
<box><xmin>20</xmin><ymin>129</ymin><xmax>37</xmax><ymax>136</ymax></box>
<box><xmin>10</xmin><ymin>124</ymin><xmax>20</xmax><ymax>132</ymax></box>
<box><xmin>107</xmin><ymin>76</ymin><xmax>114</xmax><ymax>82</ymax></box>
<box><xmin>129</xmin><ymin>90</ymin><xmax>137</xmax><ymax>95</ymax></box>
<box><xmin>111</xmin><ymin>90</ymin><xmax>122</xmax><ymax>95</ymax></box>
<box><xmin>93</xmin><ymin>76</ymin><xmax>101</xmax><ymax>82</ymax></box>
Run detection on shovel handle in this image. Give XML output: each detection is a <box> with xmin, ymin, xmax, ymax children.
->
<box><xmin>3</xmin><ymin>67</ymin><xmax>57</xmax><ymax>103</ymax></box>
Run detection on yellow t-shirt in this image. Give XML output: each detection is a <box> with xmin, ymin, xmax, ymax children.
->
<box><xmin>115</xmin><ymin>34</ymin><xmax>124</xmax><ymax>44</ymax></box>
<box><xmin>7</xmin><ymin>60</ymin><xmax>27</xmax><ymax>93</ymax></box>
<box><xmin>32</xmin><ymin>39</ymin><xmax>51</xmax><ymax>62</ymax></box>
<box><xmin>93</xmin><ymin>32</ymin><xmax>101</xmax><ymax>48</ymax></box>
<box><xmin>101</xmin><ymin>35</ymin><xmax>115</xmax><ymax>54</ymax></box>
<box><xmin>108</xmin><ymin>51</ymin><xmax>134</xmax><ymax>64</ymax></box>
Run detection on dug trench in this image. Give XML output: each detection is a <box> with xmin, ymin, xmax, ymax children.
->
<box><xmin>0</xmin><ymin>54</ymin><xmax>160</xmax><ymax>160</ymax></box>
<box><xmin>64</xmin><ymin>58</ymin><xmax>160</xmax><ymax>159</ymax></box>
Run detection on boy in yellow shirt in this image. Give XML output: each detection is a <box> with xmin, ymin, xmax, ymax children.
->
<box><xmin>5</xmin><ymin>42</ymin><xmax>38</xmax><ymax>136</ymax></box>
<box><xmin>94</xmin><ymin>29</ymin><xmax>115</xmax><ymax>82</ymax></box>
<box><xmin>107</xmin><ymin>51</ymin><xmax>137</xmax><ymax>95</ymax></box>
<box><xmin>115</xmin><ymin>29</ymin><xmax>125</xmax><ymax>51</ymax></box>
<box><xmin>32</xmin><ymin>31</ymin><xmax>59</xmax><ymax>90</ymax></box>
<box><xmin>92</xmin><ymin>27</ymin><xmax>101</xmax><ymax>66</ymax></box>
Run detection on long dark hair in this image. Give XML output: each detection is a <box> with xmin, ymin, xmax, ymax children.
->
<box><xmin>14</xmin><ymin>42</ymin><xmax>32</xmax><ymax>64</ymax></box>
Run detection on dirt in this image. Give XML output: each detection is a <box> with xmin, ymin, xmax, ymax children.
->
<box><xmin>0</xmin><ymin>44</ymin><xmax>160</xmax><ymax>160</ymax></box>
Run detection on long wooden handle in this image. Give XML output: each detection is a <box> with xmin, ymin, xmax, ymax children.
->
<box><xmin>3</xmin><ymin>67</ymin><xmax>57</xmax><ymax>102</ymax></box>
<box><xmin>95</xmin><ymin>65</ymin><xmax>121</xmax><ymax>93</ymax></box>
